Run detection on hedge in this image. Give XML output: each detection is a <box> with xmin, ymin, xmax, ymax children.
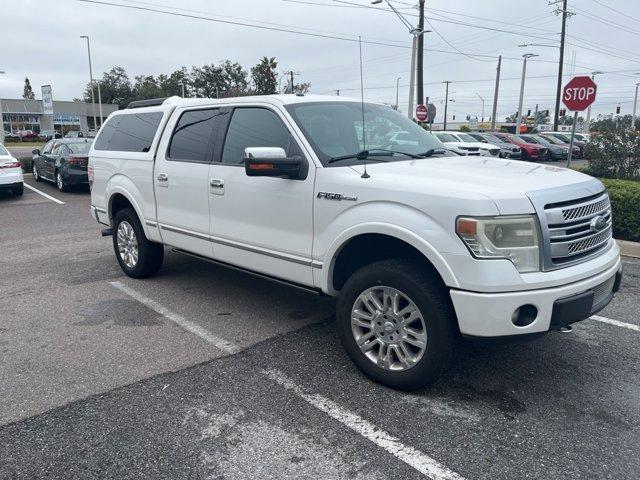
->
<box><xmin>601</xmin><ymin>178</ymin><xmax>640</xmax><ymax>242</ymax></box>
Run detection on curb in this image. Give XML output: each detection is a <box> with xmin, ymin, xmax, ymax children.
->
<box><xmin>617</xmin><ymin>239</ymin><xmax>640</xmax><ymax>259</ymax></box>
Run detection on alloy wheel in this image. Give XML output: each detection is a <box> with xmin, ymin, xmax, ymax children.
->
<box><xmin>351</xmin><ymin>286</ymin><xmax>427</xmax><ymax>371</ymax></box>
<box><xmin>117</xmin><ymin>221</ymin><xmax>139</xmax><ymax>268</ymax></box>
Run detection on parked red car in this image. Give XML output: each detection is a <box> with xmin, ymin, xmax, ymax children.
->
<box><xmin>492</xmin><ymin>133</ymin><xmax>549</xmax><ymax>161</ymax></box>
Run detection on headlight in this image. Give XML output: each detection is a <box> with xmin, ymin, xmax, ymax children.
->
<box><xmin>456</xmin><ymin>215</ymin><xmax>541</xmax><ymax>273</ymax></box>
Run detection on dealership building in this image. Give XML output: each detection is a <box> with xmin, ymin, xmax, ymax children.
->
<box><xmin>1</xmin><ymin>98</ymin><xmax>118</xmax><ymax>135</ymax></box>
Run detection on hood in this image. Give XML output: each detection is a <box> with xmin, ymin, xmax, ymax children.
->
<box><xmin>346</xmin><ymin>156</ymin><xmax>600</xmax><ymax>215</ymax></box>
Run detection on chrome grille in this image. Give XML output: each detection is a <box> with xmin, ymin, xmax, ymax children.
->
<box><xmin>562</xmin><ymin>197</ymin><xmax>609</xmax><ymax>221</ymax></box>
<box><xmin>544</xmin><ymin>192</ymin><xmax>612</xmax><ymax>266</ymax></box>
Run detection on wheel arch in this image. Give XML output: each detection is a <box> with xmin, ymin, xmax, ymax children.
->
<box><xmin>322</xmin><ymin>224</ymin><xmax>460</xmax><ymax>296</ymax></box>
<box><xmin>107</xmin><ymin>185</ymin><xmax>150</xmax><ymax>238</ymax></box>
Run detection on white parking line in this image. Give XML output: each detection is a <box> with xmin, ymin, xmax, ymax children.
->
<box><xmin>109</xmin><ymin>280</ymin><xmax>239</xmax><ymax>354</ymax></box>
<box><xmin>23</xmin><ymin>183</ymin><xmax>65</xmax><ymax>205</ymax></box>
<box><xmin>591</xmin><ymin>315</ymin><xmax>640</xmax><ymax>332</ymax></box>
<box><xmin>263</xmin><ymin>369</ymin><xmax>466</xmax><ymax>480</ymax></box>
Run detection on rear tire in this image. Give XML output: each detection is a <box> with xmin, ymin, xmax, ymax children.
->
<box><xmin>336</xmin><ymin>259</ymin><xmax>458</xmax><ymax>391</ymax></box>
<box><xmin>55</xmin><ymin>171</ymin><xmax>68</xmax><ymax>192</ymax></box>
<box><xmin>112</xmin><ymin>208</ymin><xmax>164</xmax><ymax>278</ymax></box>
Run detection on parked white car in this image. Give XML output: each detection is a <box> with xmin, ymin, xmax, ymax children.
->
<box><xmin>0</xmin><ymin>143</ymin><xmax>24</xmax><ymax>196</ymax></box>
<box><xmin>90</xmin><ymin>95</ymin><xmax>621</xmax><ymax>390</ymax></box>
<box><xmin>432</xmin><ymin>132</ymin><xmax>483</xmax><ymax>156</ymax></box>
<box><xmin>441</xmin><ymin>131</ymin><xmax>501</xmax><ymax>157</ymax></box>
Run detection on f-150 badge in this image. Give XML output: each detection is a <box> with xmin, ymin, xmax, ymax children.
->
<box><xmin>317</xmin><ymin>192</ymin><xmax>358</xmax><ymax>201</ymax></box>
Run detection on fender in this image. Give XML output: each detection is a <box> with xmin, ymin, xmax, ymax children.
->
<box><xmin>319</xmin><ymin>221</ymin><xmax>461</xmax><ymax>296</ymax></box>
<box><xmin>106</xmin><ymin>176</ymin><xmax>154</xmax><ymax>241</ymax></box>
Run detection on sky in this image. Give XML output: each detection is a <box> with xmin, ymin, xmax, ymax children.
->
<box><xmin>2</xmin><ymin>0</ymin><xmax>640</xmax><ymax>122</ymax></box>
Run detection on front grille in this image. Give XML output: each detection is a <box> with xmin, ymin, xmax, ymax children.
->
<box><xmin>461</xmin><ymin>147</ymin><xmax>479</xmax><ymax>152</ymax></box>
<box><xmin>544</xmin><ymin>192</ymin><xmax>612</xmax><ymax>266</ymax></box>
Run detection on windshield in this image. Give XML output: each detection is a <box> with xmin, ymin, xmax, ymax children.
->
<box><xmin>285</xmin><ymin>102</ymin><xmax>445</xmax><ymax>166</ymax></box>
<box><xmin>0</xmin><ymin>144</ymin><xmax>9</xmax><ymax>155</ymax></box>
<box><xmin>67</xmin><ymin>141</ymin><xmax>92</xmax><ymax>154</ymax></box>
<box><xmin>433</xmin><ymin>132</ymin><xmax>459</xmax><ymax>143</ymax></box>
<box><xmin>541</xmin><ymin>134</ymin><xmax>565</xmax><ymax>145</ymax></box>
<box><xmin>456</xmin><ymin>133</ymin><xmax>477</xmax><ymax>143</ymax></box>
<box><xmin>481</xmin><ymin>134</ymin><xmax>502</xmax><ymax>144</ymax></box>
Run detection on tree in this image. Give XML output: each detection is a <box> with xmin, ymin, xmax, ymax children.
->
<box><xmin>251</xmin><ymin>57</ymin><xmax>278</xmax><ymax>95</ymax></box>
<box><xmin>23</xmin><ymin>77</ymin><xmax>35</xmax><ymax>100</ymax></box>
<box><xmin>190</xmin><ymin>60</ymin><xmax>249</xmax><ymax>98</ymax></box>
<box><xmin>133</xmin><ymin>74</ymin><xmax>162</xmax><ymax>100</ymax></box>
<box><xmin>158</xmin><ymin>67</ymin><xmax>189</xmax><ymax>97</ymax></box>
<box><xmin>84</xmin><ymin>66</ymin><xmax>134</xmax><ymax>109</ymax></box>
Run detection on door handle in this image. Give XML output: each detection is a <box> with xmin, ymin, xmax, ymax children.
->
<box><xmin>157</xmin><ymin>173</ymin><xmax>168</xmax><ymax>182</ymax></box>
<box><xmin>210</xmin><ymin>179</ymin><xmax>224</xmax><ymax>188</ymax></box>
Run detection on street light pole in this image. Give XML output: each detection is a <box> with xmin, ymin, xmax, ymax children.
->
<box><xmin>395</xmin><ymin>76</ymin><xmax>401</xmax><ymax>111</ymax></box>
<box><xmin>80</xmin><ymin>36</ymin><xmax>98</xmax><ymax>131</ymax></box>
<box><xmin>517</xmin><ymin>54</ymin><xmax>538</xmax><ymax>134</ymax></box>
<box><xmin>0</xmin><ymin>70</ymin><xmax>5</xmax><ymax>144</ymax></box>
<box><xmin>443</xmin><ymin>81</ymin><xmax>451</xmax><ymax>130</ymax></box>
<box><xmin>416</xmin><ymin>0</ymin><xmax>425</xmax><ymax>108</ymax></box>
<box><xmin>476</xmin><ymin>93</ymin><xmax>485</xmax><ymax>122</ymax></box>
<box><xmin>408</xmin><ymin>34</ymin><xmax>417</xmax><ymax>119</ymax></box>
<box><xmin>584</xmin><ymin>71</ymin><xmax>603</xmax><ymax>134</ymax></box>
<box><xmin>632</xmin><ymin>82</ymin><xmax>640</xmax><ymax>131</ymax></box>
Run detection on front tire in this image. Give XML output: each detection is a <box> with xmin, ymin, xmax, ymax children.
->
<box><xmin>336</xmin><ymin>259</ymin><xmax>458</xmax><ymax>390</ymax></box>
<box><xmin>32</xmin><ymin>163</ymin><xmax>41</xmax><ymax>182</ymax></box>
<box><xmin>112</xmin><ymin>208</ymin><xmax>164</xmax><ymax>278</ymax></box>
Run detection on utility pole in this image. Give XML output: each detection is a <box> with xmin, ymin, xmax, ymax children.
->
<box><xmin>553</xmin><ymin>0</ymin><xmax>569</xmax><ymax>131</ymax></box>
<box><xmin>633</xmin><ymin>82</ymin><xmax>640</xmax><ymax>131</ymax></box>
<box><xmin>517</xmin><ymin>54</ymin><xmax>538</xmax><ymax>134</ymax></box>
<box><xmin>416</xmin><ymin>0</ymin><xmax>425</xmax><ymax>108</ymax></box>
<box><xmin>284</xmin><ymin>70</ymin><xmax>300</xmax><ymax>94</ymax></box>
<box><xmin>96</xmin><ymin>81</ymin><xmax>103</xmax><ymax>129</ymax></box>
<box><xmin>585</xmin><ymin>71</ymin><xmax>603</xmax><ymax>133</ymax></box>
<box><xmin>491</xmin><ymin>55</ymin><xmax>501</xmax><ymax>131</ymax></box>
<box><xmin>476</xmin><ymin>93</ymin><xmax>485</xmax><ymax>122</ymax></box>
<box><xmin>395</xmin><ymin>77</ymin><xmax>401</xmax><ymax>111</ymax></box>
<box><xmin>443</xmin><ymin>81</ymin><xmax>451</xmax><ymax>130</ymax></box>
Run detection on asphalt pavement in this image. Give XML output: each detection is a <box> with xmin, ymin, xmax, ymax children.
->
<box><xmin>0</xmin><ymin>176</ymin><xmax>638</xmax><ymax>480</ymax></box>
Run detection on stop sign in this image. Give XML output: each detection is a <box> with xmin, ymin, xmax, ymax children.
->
<box><xmin>563</xmin><ymin>76</ymin><xmax>597</xmax><ymax>111</ymax></box>
<box><xmin>416</xmin><ymin>104</ymin><xmax>428</xmax><ymax>122</ymax></box>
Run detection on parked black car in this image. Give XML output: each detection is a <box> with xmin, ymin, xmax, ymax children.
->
<box><xmin>518</xmin><ymin>134</ymin><xmax>573</xmax><ymax>161</ymax></box>
<box><xmin>31</xmin><ymin>138</ymin><xmax>92</xmax><ymax>191</ymax></box>
<box><xmin>539</xmin><ymin>132</ymin><xmax>585</xmax><ymax>158</ymax></box>
<box><xmin>37</xmin><ymin>130</ymin><xmax>62</xmax><ymax>142</ymax></box>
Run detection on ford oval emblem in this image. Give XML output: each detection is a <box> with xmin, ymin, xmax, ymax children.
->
<box><xmin>590</xmin><ymin>215</ymin><xmax>607</xmax><ymax>232</ymax></box>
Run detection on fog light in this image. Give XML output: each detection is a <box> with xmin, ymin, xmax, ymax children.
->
<box><xmin>511</xmin><ymin>304</ymin><xmax>538</xmax><ymax>327</ymax></box>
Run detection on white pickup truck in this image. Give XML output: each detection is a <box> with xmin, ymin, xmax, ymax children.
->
<box><xmin>89</xmin><ymin>95</ymin><xmax>621</xmax><ymax>390</ymax></box>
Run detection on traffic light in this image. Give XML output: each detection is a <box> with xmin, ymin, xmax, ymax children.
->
<box><xmin>545</xmin><ymin>110</ymin><xmax>549</xmax><ymax>116</ymax></box>
<box><xmin>527</xmin><ymin>109</ymin><xmax>531</xmax><ymax>117</ymax></box>
<box><xmin>452</xmin><ymin>114</ymin><xmax>456</xmax><ymax>120</ymax></box>
<box><xmin>559</xmin><ymin>108</ymin><xmax>566</xmax><ymax>116</ymax></box>
<box><xmin>616</xmin><ymin>105</ymin><xmax>621</xmax><ymax>114</ymax></box>
<box><xmin>466</xmin><ymin>115</ymin><xmax>470</xmax><ymax>121</ymax></box>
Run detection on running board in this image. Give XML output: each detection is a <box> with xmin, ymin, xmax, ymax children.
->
<box><xmin>170</xmin><ymin>248</ymin><xmax>327</xmax><ymax>296</ymax></box>
<box><xmin>101</xmin><ymin>228</ymin><xmax>113</xmax><ymax>237</ymax></box>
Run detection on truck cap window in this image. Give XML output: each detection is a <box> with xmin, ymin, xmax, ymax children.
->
<box><xmin>285</xmin><ymin>102</ymin><xmax>444</xmax><ymax>166</ymax></box>
<box><xmin>168</xmin><ymin>109</ymin><xmax>221</xmax><ymax>163</ymax></box>
<box><xmin>94</xmin><ymin>112</ymin><xmax>163</xmax><ymax>152</ymax></box>
<box><xmin>221</xmin><ymin>107</ymin><xmax>300</xmax><ymax>165</ymax></box>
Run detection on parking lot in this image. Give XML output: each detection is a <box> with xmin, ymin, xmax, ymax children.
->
<box><xmin>0</xmin><ymin>177</ymin><xmax>638</xmax><ymax>479</ymax></box>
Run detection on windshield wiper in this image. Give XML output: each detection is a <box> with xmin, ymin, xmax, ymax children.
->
<box><xmin>328</xmin><ymin>149</ymin><xmax>424</xmax><ymax>164</ymax></box>
<box><xmin>416</xmin><ymin>148</ymin><xmax>447</xmax><ymax>157</ymax></box>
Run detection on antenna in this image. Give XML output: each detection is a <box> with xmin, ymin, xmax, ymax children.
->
<box><xmin>359</xmin><ymin>36</ymin><xmax>370</xmax><ymax>179</ymax></box>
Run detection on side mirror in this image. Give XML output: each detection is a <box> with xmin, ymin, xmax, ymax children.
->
<box><xmin>32</xmin><ymin>149</ymin><xmax>40</xmax><ymax>155</ymax></box>
<box><xmin>244</xmin><ymin>147</ymin><xmax>304</xmax><ymax>179</ymax></box>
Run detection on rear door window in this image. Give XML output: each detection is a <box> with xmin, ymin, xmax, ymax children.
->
<box><xmin>94</xmin><ymin>112</ymin><xmax>163</xmax><ymax>152</ymax></box>
<box><xmin>167</xmin><ymin>109</ymin><xmax>222</xmax><ymax>163</ymax></box>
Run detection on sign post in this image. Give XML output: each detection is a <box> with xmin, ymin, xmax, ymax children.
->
<box><xmin>562</xmin><ymin>76</ymin><xmax>597</xmax><ymax>168</ymax></box>
<box><xmin>426</xmin><ymin>103</ymin><xmax>436</xmax><ymax>131</ymax></box>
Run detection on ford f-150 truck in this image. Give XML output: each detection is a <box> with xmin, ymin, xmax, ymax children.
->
<box><xmin>89</xmin><ymin>95</ymin><xmax>621</xmax><ymax>390</ymax></box>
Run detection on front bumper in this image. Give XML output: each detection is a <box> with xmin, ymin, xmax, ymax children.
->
<box><xmin>450</xmin><ymin>258</ymin><xmax>622</xmax><ymax>337</ymax></box>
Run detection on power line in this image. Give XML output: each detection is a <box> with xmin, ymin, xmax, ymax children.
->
<box><xmin>588</xmin><ymin>0</ymin><xmax>640</xmax><ymax>25</ymax></box>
